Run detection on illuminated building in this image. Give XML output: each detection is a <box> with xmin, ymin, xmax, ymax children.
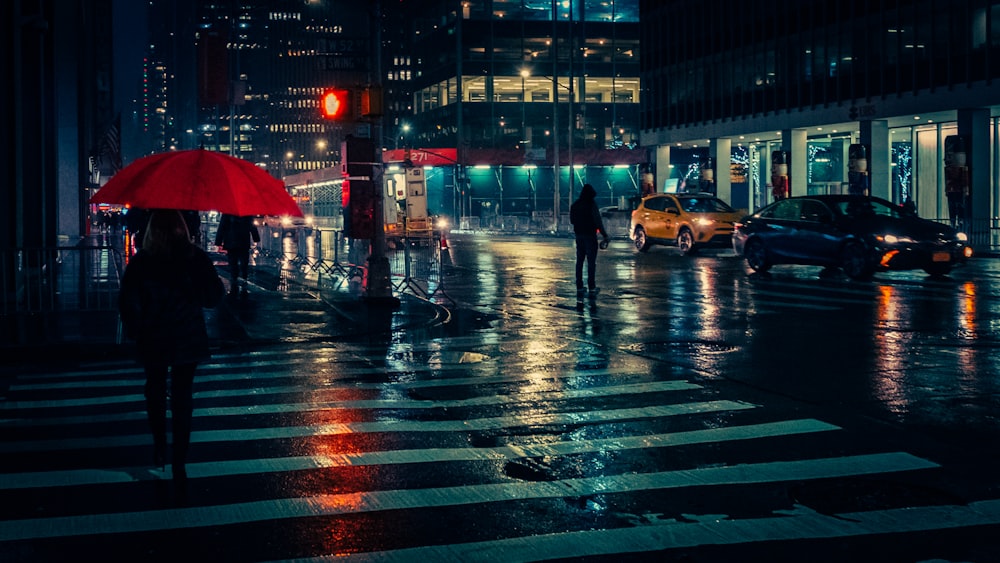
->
<box><xmin>641</xmin><ymin>0</ymin><xmax>1000</xmax><ymax>249</ymax></box>
<box><xmin>390</xmin><ymin>0</ymin><xmax>643</xmax><ymax>228</ymax></box>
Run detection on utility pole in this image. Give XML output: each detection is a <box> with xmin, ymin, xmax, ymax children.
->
<box><xmin>551</xmin><ymin>0</ymin><xmax>560</xmax><ymax>232</ymax></box>
<box><xmin>364</xmin><ymin>0</ymin><xmax>398</xmax><ymax>307</ymax></box>
<box><xmin>567</xmin><ymin>0</ymin><xmax>574</xmax><ymax>207</ymax></box>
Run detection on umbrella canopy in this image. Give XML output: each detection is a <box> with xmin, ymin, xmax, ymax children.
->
<box><xmin>89</xmin><ymin>149</ymin><xmax>303</xmax><ymax>217</ymax></box>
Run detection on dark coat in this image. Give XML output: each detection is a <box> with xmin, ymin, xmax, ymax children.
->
<box><xmin>119</xmin><ymin>244</ymin><xmax>225</xmax><ymax>366</ymax></box>
<box><xmin>570</xmin><ymin>185</ymin><xmax>608</xmax><ymax>238</ymax></box>
<box><xmin>214</xmin><ymin>215</ymin><xmax>260</xmax><ymax>250</ymax></box>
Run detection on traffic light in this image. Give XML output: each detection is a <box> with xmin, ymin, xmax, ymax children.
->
<box><xmin>361</xmin><ymin>86</ymin><xmax>383</xmax><ymax>117</ymax></box>
<box><xmin>342</xmin><ymin>179</ymin><xmax>375</xmax><ymax>239</ymax></box>
<box><xmin>320</xmin><ymin>89</ymin><xmax>352</xmax><ymax>120</ymax></box>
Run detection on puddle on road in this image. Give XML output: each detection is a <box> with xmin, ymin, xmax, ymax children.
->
<box><xmin>625</xmin><ymin>340</ymin><xmax>738</xmax><ymax>355</ymax></box>
<box><xmin>430</xmin><ymin>350</ymin><xmax>489</xmax><ymax>364</ymax></box>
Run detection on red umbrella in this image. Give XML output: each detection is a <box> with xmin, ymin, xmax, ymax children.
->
<box><xmin>89</xmin><ymin>149</ymin><xmax>303</xmax><ymax>217</ymax></box>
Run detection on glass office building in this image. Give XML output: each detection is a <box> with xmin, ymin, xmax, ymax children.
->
<box><xmin>401</xmin><ymin>0</ymin><xmax>643</xmax><ymax>228</ymax></box>
<box><xmin>193</xmin><ymin>1</ymin><xmax>373</xmax><ymax>177</ymax></box>
<box><xmin>640</xmin><ymin>0</ymin><xmax>1000</xmax><ymax>247</ymax></box>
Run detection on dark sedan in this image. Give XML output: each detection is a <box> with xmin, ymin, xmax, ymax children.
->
<box><xmin>732</xmin><ymin>195</ymin><xmax>973</xmax><ymax>279</ymax></box>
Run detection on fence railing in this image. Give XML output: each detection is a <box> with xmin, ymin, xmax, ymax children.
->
<box><xmin>1</xmin><ymin>245</ymin><xmax>125</xmax><ymax>315</ymax></box>
<box><xmin>1</xmin><ymin>245</ymin><xmax>126</xmax><ymax>345</ymax></box>
<box><xmin>254</xmin><ymin>225</ymin><xmax>452</xmax><ymax>305</ymax></box>
<box><xmin>933</xmin><ymin>217</ymin><xmax>1000</xmax><ymax>254</ymax></box>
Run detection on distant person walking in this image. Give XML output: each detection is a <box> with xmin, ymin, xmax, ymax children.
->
<box><xmin>118</xmin><ymin>210</ymin><xmax>224</xmax><ymax>493</ymax></box>
<box><xmin>214</xmin><ymin>214</ymin><xmax>260</xmax><ymax>296</ymax></box>
<box><xmin>182</xmin><ymin>210</ymin><xmax>202</xmax><ymax>245</ymax></box>
<box><xmin>124</xmin><ymin>207</ymin><xmax>150</xmax><ymax>255</ymax></box>
<box><xmin>570</xmin><ymin>183</ymin><xmax>610</xmax><ymax>296</ymax></box>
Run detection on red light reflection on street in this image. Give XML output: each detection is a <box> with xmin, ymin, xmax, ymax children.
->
<box><xmin>956</xmin><ymin>281</ymin><xmax>978</xmax><ymax>387</ymax></box>
<box><xmin>959</xmin><ymin>281</ymin><xmax>977</xmax><ymax>336</ymax></box>
<box><xmin>871</xmin><ymin>284</ymin><xmax>908</xmax><ymax>412</ymax></box>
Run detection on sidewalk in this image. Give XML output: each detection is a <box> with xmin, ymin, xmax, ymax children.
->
<box><xmin>213</xmin><ymin>259</ymin><xmax>448</xmax><ymax>348</ymax></box>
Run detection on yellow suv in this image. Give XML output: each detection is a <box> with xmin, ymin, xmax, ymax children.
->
<box><xmin>630</xmin><ymin>194</ymin><xmax>743</xmax><ymax>255</ymax></box>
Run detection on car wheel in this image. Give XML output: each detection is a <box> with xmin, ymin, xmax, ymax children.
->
<box><xmin>677</xmin><ymin>228</ymin><xmax>696</xmax><ymax>255</ymax></box>
<box><xmin>633</xmin><ymin>227</ymin><xmax>650</xmax><ymax>252</ymax></box>
<box><xmin>923</xmin><ymin>263</ymin><xmax>952</xmax><ymax>277</ymax></box>
<box><xmin>743</xmin><ymin>239</ymin><xmax>770</xmax><ymax>273</ymax></box>
<box><xmin>841</xmin><ymin>242</ymin><xmax>874</xmax><ymax>280</ymax></box>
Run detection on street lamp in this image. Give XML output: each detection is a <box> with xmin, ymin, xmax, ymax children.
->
<box><xmin>316</xmin><ymin>139</ymin><xmax>329</xmax><ymax>168</ymax></box>
<box><xmin>397</xmin><ymin>123</ymin><xmax>411</xmax><ymax>149</ymax></box>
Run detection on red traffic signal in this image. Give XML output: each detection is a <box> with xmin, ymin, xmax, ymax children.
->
<box><xmin>320</xmin><ymin>89</ymin><xmax>351</xmax><ymax>120</ymax></box>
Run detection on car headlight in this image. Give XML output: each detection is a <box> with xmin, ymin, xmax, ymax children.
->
<box><xmin>693</xmin><ymin>217</ymin><xmax>714</xmax><ymax>226</ymax></box>
<box><xmin>878</xmin><ymin>234</ymin><xmax>915</xmax><ymax>244</ymax></box>
<box><xmin>435</xmin><ymin>217</ymin><xmax>449</xmax><ymax>229</ymax></box>
<box><xmin>956</xmin><ymin>232</ymin><xmax>968</xmax><ymax>242</ymax></box>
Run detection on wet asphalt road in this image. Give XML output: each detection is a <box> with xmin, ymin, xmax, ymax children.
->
<box><xmin>3</xmin><ymin>232</ymin><xmax>1000</xmax><ymax>561</ymax></box>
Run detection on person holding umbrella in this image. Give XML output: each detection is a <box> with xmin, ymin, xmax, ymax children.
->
<box><xmin>214</xmin><ymin>214</ymin><xmax>261</xmax><ymax>296</ymax></box>
<box><xmin>119</xmin><ymin>210</ymin><xmax>225</xmax><ymax>493</ymax></box>
<box><xmin>90</xmin><ymin>149</ymin><xmax>303</xmax><ymax>249</ymax></box>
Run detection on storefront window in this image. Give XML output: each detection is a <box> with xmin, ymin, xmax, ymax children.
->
<box><xmin>805</xmin><ymin>138</ymin><xmax>848</xmax><ymax>195</ymax></box>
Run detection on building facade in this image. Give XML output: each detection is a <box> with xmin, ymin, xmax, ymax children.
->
<box><xmin>192</xmin><ymin>0</ymin><xmax>374</xmax><ymax>178</ymax></box>
<box><xmin>5</xmin><ymin>0</ymin><xmax>116</xmax><ymax>250</ymax></box>
<box><xmin>137</xmin><ymin>1</ymin><xmax>643</xmax><ymax>231</ymax></box>
<box><xmin>396</xmin><ymin>0</ymin><xmax>643</xmax><ymax>229</ymax></box>
<box><xmin>641</xmin><ymin>0</ymin><xmax>1000</xmax><ymax>247</ymax></box>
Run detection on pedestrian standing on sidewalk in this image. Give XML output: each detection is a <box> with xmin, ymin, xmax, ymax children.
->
<box><xmin>124</xmin><ymin>207</ymin><xmax>149</xmax><ymax>255</ymax></box>
<box><xmin>570</xmin><ymin>183</ymin><xmax>610</xmax><ymax>296</ymax></box>
<box><xmin>119</xmin><ymin>209</ymin><xmax>225</xmax><ymax>493</ymax></box>
<box><xmin>214</xmin><ymin>214</ymin><xmax>260</xmax><ymax>296</ymax></box>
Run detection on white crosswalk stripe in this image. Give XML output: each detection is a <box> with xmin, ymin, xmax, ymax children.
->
<box><xmin>0</xmin><ymin>452</ymin><xmax>937</xmax><ymax>542</ymax></box>
<box><xmin>324</xmin><ymin>499</ymin><xmax>1000</xmax><ymax>563</ymax></box>
<box><xmin>0</xmin><ymin>342</ymin><xmax>994</xmax><ymax>560</ymax></box>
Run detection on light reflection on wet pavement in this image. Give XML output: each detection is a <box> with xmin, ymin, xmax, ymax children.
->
<box><xmin>4</xmin><ymin>234</ymin><xmax>1000</xmax><ymax>561</ymax></box>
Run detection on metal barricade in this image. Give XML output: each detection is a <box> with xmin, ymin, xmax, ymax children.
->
<box><xmin>2</xmin><ymin>246</ymin><xmax>125</xmax><ymax>315</ymax></box>
<box><xmin>929</xmin><ymin>216</ymin><xmax>1000</xmax><ymax>255</ymax></box>
<box><xmin>387</xmin><ymin>236</ymin><xmax>452</xmax><ymax>304</ymax></box>
<box><xmin>262</xmin><ymin>226</ymin><xmax>453</xmax><ymax>304</ymax></box>
<box><xmin>224</xmin><ymin>223</ymin><xmax>455</xmax><ymax>302</ymax></box>
<box><xmin>2</xmin><ymin>245</ymin><xmax>126</xmax><ymax>345</ymax></box>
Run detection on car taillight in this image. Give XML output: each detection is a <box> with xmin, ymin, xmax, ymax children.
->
<box><xmin>733</xmin><ymin>222</ymin><xmax>743</xmax><ymax>230</ymax></box>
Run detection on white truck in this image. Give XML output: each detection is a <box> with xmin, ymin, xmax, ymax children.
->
<box><xmin>384</xmin><ymin>167</ymin><xmax>433</xmax><ymax>247</ymax></box>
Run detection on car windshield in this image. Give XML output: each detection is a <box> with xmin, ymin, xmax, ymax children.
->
<box><xmin>679</xmin><ymin>197</ymin><xmax>734</xmax><ymax>213</ymax></box>
<box><xmin>833</xmin><ymin>198</ymin><xmax>906</xmax><ymax>219</ymax></box>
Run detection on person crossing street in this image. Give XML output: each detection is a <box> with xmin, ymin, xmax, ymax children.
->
<box><xmin>214</xmin><ymin>214</ymin><xmax>260</xmax><ymax>296</ymax></box>
<box><xmin>569</xmin><ymin>183</ymin><xmax>610</xmax><ymax>297</ymax></box>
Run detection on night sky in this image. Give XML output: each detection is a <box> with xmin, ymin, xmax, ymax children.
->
<box><xmin>112</xmin><ymin>0</ymin><xmax>148</xmax><ymax>116</ymax></box>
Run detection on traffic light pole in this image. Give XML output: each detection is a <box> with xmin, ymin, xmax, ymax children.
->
<box><xmin>364</xmin><ymin>153</ymin><xmax>398</xmax><ymax>307</ymax></box>
<box><xmin>363</xmin><ymin>0</ymin><xmax>399</xmax><ymax>308</ymax></box>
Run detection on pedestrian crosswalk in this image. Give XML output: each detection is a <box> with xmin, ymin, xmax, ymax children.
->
<box><xmin>1</xmin><ymin>342</ymin><xmax>996</xmax><ymax>560</ymax></box>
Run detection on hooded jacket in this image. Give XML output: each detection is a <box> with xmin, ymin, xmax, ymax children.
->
<box><xmin>569</xmin><ymin>184</ymin><xmax>608</xmax><ymax>238</ymax></box>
